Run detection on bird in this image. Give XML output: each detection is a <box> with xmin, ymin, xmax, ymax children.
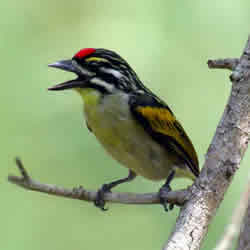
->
<box><xmin>48</xmin><ymin>48</ymin><xmax>199</xmax><ymax>211</ymax></box>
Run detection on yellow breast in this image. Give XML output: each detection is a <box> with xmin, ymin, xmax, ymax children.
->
<box><xmin>75</xmin><ymin>88</ymin><xmax>174</xmax><ymax>181</ymax></box>
<box><xmin>75</xmin><ymin>88</ymin><xmax>194</xmax><ymax>181</ymax></box>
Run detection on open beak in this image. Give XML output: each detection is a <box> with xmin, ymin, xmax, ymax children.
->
<box><xmin>48</xmin><ymin>59</ymin><xmax>89</xmax><ymax>91</ymax></box>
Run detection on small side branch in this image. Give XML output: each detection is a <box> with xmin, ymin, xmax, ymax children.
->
<box><xmin>8</xmin><ymin>158</ymin><xmax>188</xmax><ymax>206</ymax></box>
<box><xmin>214</xmin><ymin>178</ymin><xmax>250</xmax><ymax>250</ymax></box>
<box><xmin>207</xmin><ymin>58</ymin><xmax>239</xmax><ymax>71</ymax></box>
<box><xmin>236</xmin><ymin>182</ymin><xmax>250</xmax><ymax>250</ymax></box>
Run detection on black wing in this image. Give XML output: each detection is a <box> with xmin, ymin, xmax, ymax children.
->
<box><xmin>129</xmin><ymin>94</ymin><xmax>199</xmax><ymax>177</ymax></box>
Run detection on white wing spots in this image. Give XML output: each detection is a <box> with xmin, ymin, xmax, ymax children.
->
<box><xmin>90</xmin><ymin>77</ymin><xmax>114</xmax><ymax>92</ymax></box>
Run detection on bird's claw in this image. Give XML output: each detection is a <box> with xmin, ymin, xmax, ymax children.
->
<box><xmin>159</xmin><ymin>184</ymin><xmax>174</xmax><ymax>212</ymax></box>
<box><xmin>94</xmin><ymin>184</ymin><xmax>111</xmax><ymax>211</ymax></box>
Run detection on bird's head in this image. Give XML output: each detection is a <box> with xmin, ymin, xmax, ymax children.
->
<box><xmin>49</xmin><ymin>48</ymin><xmax>145</xmax><ymax>95</ymax></box>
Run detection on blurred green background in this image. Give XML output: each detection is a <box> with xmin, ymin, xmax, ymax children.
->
<box><xmin>1</xmin><ymin>1</ymin><xmax>250</xmax><ymax>249</ymax></box>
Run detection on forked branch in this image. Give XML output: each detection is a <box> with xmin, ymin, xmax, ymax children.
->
<box><xmin>8</xmin><ymin>36</ymin><xmax>250</xmax><ymax>250</ymax></box>
<box><xmin>8</xmin><ymin>158</ymin><xmax>188</xmax><ymax>206</ymax></box>
<box><xmin>164</xmin><ymin>36</ymin><xmax>250</xmax><ymax>249</ymax></box>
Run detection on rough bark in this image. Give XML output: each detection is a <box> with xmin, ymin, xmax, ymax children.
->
<box><xmin>163</xmin><ymin>37</ymin><xmax>250</xmax><ymax>250</ymax></box>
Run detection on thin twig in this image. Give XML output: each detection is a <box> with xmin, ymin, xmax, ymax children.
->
<box><xmin>236</xmin><ymin>196</ymin><xmax>250</xmax><ymax>250</ymax></box>
<box><xmin>15</xmin><ymin>157</ymin><xmax>30</xmax><ymax>180</ymax></box>
<box><xmin>214</xmin><ymin>178</ymin><xmax>250</xmax><ymax>250</ymax></box>
<box><xmin>207</xmin><ymin>58</ymin><xmax>239</xmax><ymax>71</ymax></box>
<box><xmin>8</xmin><ymin>158</ymin><xmax>188</xmax><ymax>206</ymax></box>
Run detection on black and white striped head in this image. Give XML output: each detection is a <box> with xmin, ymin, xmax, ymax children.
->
<box><xmin>49</xmin><ymin>48</ymin><xmax>148</xmax><ymax>95</ymax></box>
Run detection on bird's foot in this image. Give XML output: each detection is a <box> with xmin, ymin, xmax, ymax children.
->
<box><xmin>159</xmin><ymin>184</ymin><xmax>174</xmax><ymax>212</ymax></box>
<box><xmin>94</xmin><ymin>184</ymin><xmax>111</xmax><ymax>211</ymax></box>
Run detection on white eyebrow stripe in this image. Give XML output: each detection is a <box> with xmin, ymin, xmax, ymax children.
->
<box><xmin>100</xmin><ymin>67</ymin><xmax>123</xmax><ymax>79</ymax></box>
<box><xmin>90</xmin><ymin>77</ymin><xmax>114</xmax><ymax>92</ymax></box>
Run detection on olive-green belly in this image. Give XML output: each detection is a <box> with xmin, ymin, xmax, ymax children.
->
<box><xmin>82</xmin><ymin>91</ymin><xmax>178</xmax><ymax>181</ymax></box>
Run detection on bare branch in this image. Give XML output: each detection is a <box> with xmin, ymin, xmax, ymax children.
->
<box><xmin>164</xmin><ymin>36</ymin><xmax>250</xmax><ymax>250</ymax></box>
<box><xmin>236</xmin><ymin>182</ymin><xmax>250</xmax><ymax>250</ymax></box>
<box><xmin>15</xmin><ymin>157</ymin><xmax>30</xmax><ymax>180</ymax></box>
<box><xmin>8</xmin><ymin>158</ymin><xmax>188</xmax><ymax>206</ymax></box>
<box><xmin>7</xmin><ymin>37</ymin><xmax>250</xmax><ymax>250</ymax></box>
<box><xmin>214</xmin><ymin>178</ymin><xmax>250</xmax><ymax>250</ymax></box>
<box><xmin>208</xmin><ymin>58</ymin><xmax>239</xmax><ymax>71</ymax></box>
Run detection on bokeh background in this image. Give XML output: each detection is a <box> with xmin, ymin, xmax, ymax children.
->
<box><xmin>1</xmin><ymin>1</ymin><xmax>250</xmax><ymax>249</ymax></box>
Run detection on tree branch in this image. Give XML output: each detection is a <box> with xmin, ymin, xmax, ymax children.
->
<box><xmin>207</xmin><ymin>58</ymin><xmax>239</xmax><ymax>70</ymax></box>
<box><xmin>8</xmin><ymin>158</ymin><xmax>188</xmax><ymax>206</ymax></box>
<box><xmin>214</xmin><ymin>178</ymin><xmax>250</xmax><ymax>250</ymax></box>
<box><xmin>164</xmin><ymin>36</ymin><xmax>250</xmax><ymax>250</ymax></box>
<box><xmin>236</xmin><ymin>181</ymin><xmax>250</xmax><ymax>250</ymax></box>
<box><xmin>8</xmin><ymin>37</ymin><xmax>250</xmax><ymax>250</ymax></box>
